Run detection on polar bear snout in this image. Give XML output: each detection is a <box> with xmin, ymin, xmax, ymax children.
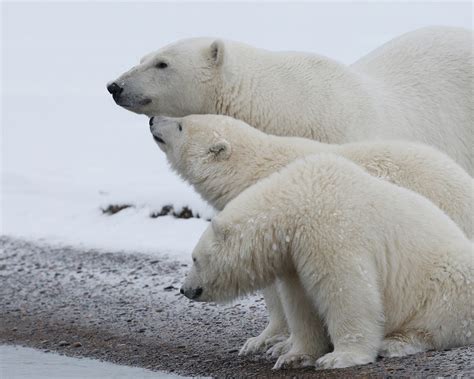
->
<box><xmin>149</xmin><ymin>116</ymin><xmax>184</xmax><ymax>146</ymax></box>
<box><xmin>106</xmin><ymin>82</ymin><xmax>123</xmax><ymax>101</ymax></box>
<box><xmin>106</xmin><ymin>78</ymin><xmax>152</xmax><ymax>111</ymax></box>
<box><xmin>180</xmin><ymin>286</ymin><xmax>203</xmax><ymax>300</ymax></box>
<box><xmin>149</xmin><ymin>116</ymin><xmax>171</xmax><ymax>145</ymax></box>
<box><xmin>149</xmin><ymin>115</ymin><xmax>172</xmax><ymax>128</ymax></box>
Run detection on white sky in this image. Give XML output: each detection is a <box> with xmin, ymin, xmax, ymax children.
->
<box><xmin>2</xmin><ymin>1</ymin><xmax>472</xmax><ymax>97</ymax></box>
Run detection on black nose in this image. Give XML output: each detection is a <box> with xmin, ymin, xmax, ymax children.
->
<box><xmin>180</xmin><ymin>288</ymin><xmax>184</xmax><ymax>295</ymax></box>
<box><xmin>149</xmin><ymin>116</ymin><xmax>154</xmax><ymax>127</ymax></box>
<box><xmin>107</xmin><ymin>82</ymin><xmax>123</xmax><ymax>99</ymax></box>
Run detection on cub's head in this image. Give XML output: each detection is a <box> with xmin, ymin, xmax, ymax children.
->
<box><xmin>149</xmin><ymin>114</ymin><xmax>263</xmax><ymax>209</ymax></box>
<box><xmin>107</xmin><ymin>38</ymin><xmax>226</xmax><ymax>117</ymax></box>
<box><xmin>180</xmin><ymin>217</ymin><xmax>241</xmax><ymax>303</ymax></box>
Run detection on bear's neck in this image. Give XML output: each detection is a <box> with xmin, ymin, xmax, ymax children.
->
<box><xmin>204</xmin><ymin>136</ymin><xmax>334</xmax><ymax>211</ymax></box>
<box><xmin>212</xmin><ymin>46</ymin><xmax>378</xmax><ymax>144</ymax></box>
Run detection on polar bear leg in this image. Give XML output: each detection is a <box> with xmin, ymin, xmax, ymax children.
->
<box><xmin>266</xmin><ymin>336</ymin><xmax>292</xmax><ymax>357</ymax></box>
<box><xmin>303</xmin><ymin>261</ymin><xmax>383</xmax><ymax>369</ymax></box>
<box><xmin>273</xmin><ymin>275</ymin><xmax>330</xmax><ymax>369</ymax></box>
<box><xmin>239</xmin><ymin>284</ymin><xmax>288</xmax><ymax>355</ymax></box>
<box><xmin>379</xmin><ymin>331</ymin><xmax>433</xmax><ymax>358</ymax></box>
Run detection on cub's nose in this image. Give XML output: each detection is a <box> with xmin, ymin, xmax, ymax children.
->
<box><xmin>181</xmin><ymin>287</ymin><xmax>203</xmax><ymax>300</ymax></box>
<box><xmin>107</xmin><ymin>82</ymin><xmax>123</xmax><ymax>99</ymax></box>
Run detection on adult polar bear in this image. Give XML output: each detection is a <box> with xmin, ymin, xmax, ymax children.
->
<box><xmin>181</xmin><ymin>154</ymin><xmax>474</xmax><ymax>369</ymax></box>
<box><xmin>108</xmin><ymin>26</ymin><xmax>473</xmax><ymax>175</ymax></box>
<box><xmin>149</xmin><ymin>114</ymin><xmax>473</xmax><ymax>364</ymax></box>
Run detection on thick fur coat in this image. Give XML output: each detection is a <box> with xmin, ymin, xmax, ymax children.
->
<box><xmin>181</xmin><ymin>154</ymin><xmax>474</xmax><ymax>369</ymax></box>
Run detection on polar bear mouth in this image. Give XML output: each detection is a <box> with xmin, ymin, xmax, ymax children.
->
<box><xmin>153</xmin><ymin>135</ymin><xmax>165</xmax><ymax>144</ymax></box>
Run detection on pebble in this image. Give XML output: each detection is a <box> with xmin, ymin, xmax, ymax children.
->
<box><xmin>58</xmin><ymin>340</ymin><xmax>69</xmax><ymax>346</ymax></box>
<box><xmin>72</xmin><ymin>341</ymin><xmax>82</xmax><ymax>348</ymax></box>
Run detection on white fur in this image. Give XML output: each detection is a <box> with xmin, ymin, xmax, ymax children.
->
<box><xmin>151</xmin><ymin>114</ymin><xmax>473</xmax><ymax>362</ymax></box>
<box><xmin>182</xmin><ymin>154</ymin><xmax>474</xmax><ymax>369</ymax></box>
<box><xmin>112</xmin><ymin>27</ymin><xmax>473</xmax><ymax>174</ymax></box>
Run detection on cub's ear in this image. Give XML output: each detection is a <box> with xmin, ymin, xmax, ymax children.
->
<box><xmin>210</xmin><ymin>40</ymin><xmax>225</xmax><ymax>66</ymax></box>
<box><xmin>209</xmin><ymin>139</ymin><xmax>231</xmax><ymax>160</ymax></box>
<box><xmin>211</xmin><ymin>217</ymin><xmax>229</xmax><ymax>240</ymax></box>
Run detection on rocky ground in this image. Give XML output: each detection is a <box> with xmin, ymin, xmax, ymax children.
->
<box><xmin>1</xmin><ymin>236</ymin><xmax>472</xmax><ymax>378</ymax></box>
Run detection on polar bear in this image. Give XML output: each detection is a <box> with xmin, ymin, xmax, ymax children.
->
<box><xmin>109</xmin><ymin>27</ymin><xmax>473</xmax><ymax>175</ymax></box>
<box><xmin>150</xmin><ymin>114</ymin><xmax>472</xmax><ymax>239</ymax></box>
<box><xmin>150</xmin><ymin>114</ymin><xmax>473</xmax><ymax>360</ymax></box>
<box><xmin>181</xmin><ymin>154</ymin><xmax>474</xmax><ymax>369</ymax></box>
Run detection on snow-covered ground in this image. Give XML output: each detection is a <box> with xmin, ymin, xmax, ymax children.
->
<box><xmin>1</xmin><ymin>2</ymin><xmax>472</xmax><ymax>262</ymax></box>
<box><xmin>0</xmin><ymin>345</ymin><xmax>187</xmax><ymax>379</ymax></box>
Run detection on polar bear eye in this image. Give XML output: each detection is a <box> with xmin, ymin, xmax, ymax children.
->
<box><xmin>178</xmin><ymin>123</ymin><xmax>183</xmax><ymax>132</ymax></box>
<box><xmin>193</xmin><ymin>257</ymin><xmax>197</xmax><ymax>263</ymax></box>
<box><xmin>156</xmin><ymin>62</ymin><xmax>168</xmax><ymax>69</ymax></box>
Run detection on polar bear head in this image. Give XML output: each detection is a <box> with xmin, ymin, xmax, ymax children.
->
<box><xmin>181</xmin><ymin>215</ymin><xmax>267</xmax><ymax>303</ymax></box>
<box><xmin>149</xmin><ymin>114</ymin><xmax>268</xmax><ymax>210</ymax></box>
<box><xmin>107</xmin><ymin>38</ymin><xmax>226</xmax><ymax>117</ymax></box>
<box><xmin>180</xmin><ymin>221</ymin><xmax>226</xmax><ymax>302</ymax></box>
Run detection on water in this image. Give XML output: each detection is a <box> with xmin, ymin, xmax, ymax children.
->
<box><xmin>0</xmin><ymin>345</ymin><xmax>187</xmax><ymax>379</ymax></box>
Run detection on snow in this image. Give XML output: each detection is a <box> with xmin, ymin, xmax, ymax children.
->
<box><xmin>1</xmin><ymin>2</ymin><xmax>471</xmax><ymax>261</ymax></box>
<box><xmin>0</xmin><ymin>345</ymin><xmax>188</xmax><ymax>379</ymax></box>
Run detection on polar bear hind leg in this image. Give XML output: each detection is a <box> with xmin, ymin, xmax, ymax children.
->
<box><xmin>300</xmin><ymin>253</ymin><xmax>384</xmax><ymax>369</ymax></box>
<box><xmin>379</xmin><ymin>330</ymin><xmax>434</xmax><ymax>358</ymax></box>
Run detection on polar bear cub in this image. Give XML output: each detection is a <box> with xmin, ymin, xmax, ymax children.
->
<box><xmin>150</xmin><ymin>114</ymin><xmax>472</xmax><ymax>240</ymax></box>
<box><xmin>150</xmin><ymin>114</ymin><xmax>473</xmax><ymax>361</ymax></box>
<box><xmin>181</xmin><ymin>154</ymin><xmax>474</xmax><ymax>369</ymax></box>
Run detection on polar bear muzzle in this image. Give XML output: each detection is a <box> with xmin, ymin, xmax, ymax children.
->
<box><xmin>180</xmin><ymin>286</ymin><xmax>203</xmax><ymax>300</ymax></box>
<box><xmin>106</xmin><ymin>80</ymin><xmax>152</xmax><ymax>111</ymax></box>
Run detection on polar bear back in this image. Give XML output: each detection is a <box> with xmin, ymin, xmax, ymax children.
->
<box><xmin>350</xmin><ymin>26</ymin><xmax>473</xmax><ymax>170</ymax></box>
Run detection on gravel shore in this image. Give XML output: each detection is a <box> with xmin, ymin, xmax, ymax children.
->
<box><xmin>1</xmin><ymin>236</ymin><xmax>472</xmax><ymax>377</ymax></box>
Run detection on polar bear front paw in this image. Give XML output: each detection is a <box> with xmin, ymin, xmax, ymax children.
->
<box><xmin>266</xmin><ymin>337</ymin><xmax>292</xmax><ymax>357</ymax></box>
<box><xmin>316</xmin><ymin>351</ymin><xmax>374</xmax><ymax>369</ymax></box>
<box><xmin>239</xmin><ymin>333</ymin><xmax>287</xmax><ymax>356</ymax></box>
<box><xmin>379</xmin><ymin>337</ymin><xmax>427</xmax><ymax>358</ymax></box>
<box><xmin>273</xmin><ymin>352</ymin><xmax>315</xmax><ymax>370</ymax></box>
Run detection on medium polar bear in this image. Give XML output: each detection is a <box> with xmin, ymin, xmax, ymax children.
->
<box><xmin>181</xmin><ymin>154</ymin><xmax>474</xmax><ymax>369</ymax></box>
<box><xmin>149</xmin><ymin>114</ymin><xmax>473</xmax><ymax>361</ymax></box>
<box><xmin>109</xmin><ymin>27</ymin><xmax>473</xmax><ymax>175</ymax></box>
<box><xmin>150</xmin><ymin>114</ymin><xmax>472</xmax><ymax>239</ymax></box>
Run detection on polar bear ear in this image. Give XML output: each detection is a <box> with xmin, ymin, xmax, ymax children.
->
<box><xmin>209</xmin><ymin>140</ymin><xmax>231</xmax><ymax>161</ymax></box>
<box><xmin>211</xmin><ymin>217</ymin><xmax>229</xmax><ymax>240</ymax></box>
<box><xmin>210</xmin><ymin>40</ymin><xmax>225</xmax><ymax>66</ymax></box>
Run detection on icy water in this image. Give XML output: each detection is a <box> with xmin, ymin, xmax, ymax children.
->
<box><xmin>0</xmin><ymin>345</ymin><xmax>187</xmax><ymax>379</ymax></box>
